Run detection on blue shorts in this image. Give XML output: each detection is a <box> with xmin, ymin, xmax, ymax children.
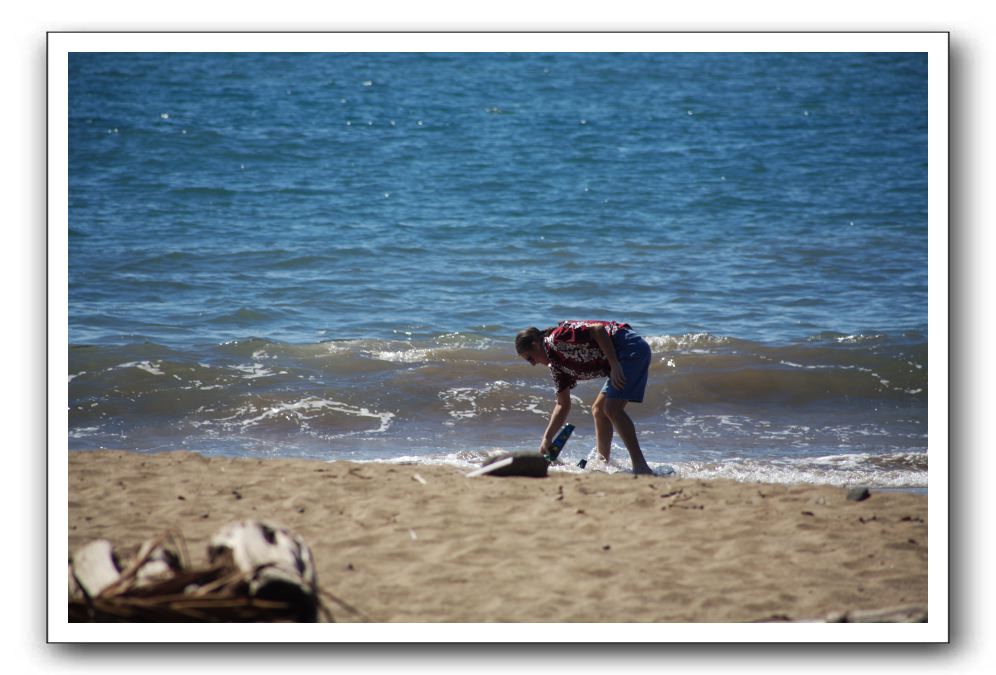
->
<box><xmin>600</xmin><ymin>329</ymin><xmax>652</xmax><ymax>403</ymax></box>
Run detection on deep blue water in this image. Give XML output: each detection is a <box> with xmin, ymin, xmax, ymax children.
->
<box><xmin>67</xmin><ymin>52</ymin><xmax>929</xmax><ymax>485</ymax></box>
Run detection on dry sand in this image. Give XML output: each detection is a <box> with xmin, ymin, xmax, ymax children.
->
<box><xmin>68</xmin><ymin>450</ymin><xmax>927</xmax><ymax>623</ymax></box>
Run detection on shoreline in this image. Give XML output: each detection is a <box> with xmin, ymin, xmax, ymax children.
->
<box><xmin>66</xmin><ymin>447</ymin><xmax>930</xmax><ymax>494</ymax></box>
<box><xmin>67</xmin><ymin>450</ymin><xmax>928</xmax><ymax>623</ymax></box>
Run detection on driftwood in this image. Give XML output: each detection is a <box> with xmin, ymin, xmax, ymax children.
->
<box><xmin>207</xmin><ymin>520</ymin><xmax>319</xmax><ymax>622</ymax></box>
<box><xmin>467</xmin><ymin>452</ymin><xmax>549</xmax><ymax>478</ymax></box>
<box><xmin>69</xmin><ymin>540</ymin><xmax>122</xmax><ymax>598</ymax></box>
<box><xmin>846</xmin><ymin>486</ymin><xmax>872</xmax><ymax>502</ymax></box>
<box><xmin>757</xmin><ymin>605</ymin><xmax>927</xmax><ymax>623</ymax></box>
<box><xmin>68</xmin><ymin>522</ymin><xmax>352</xmax><ymax>623</ymax></box>
<box><xmin>824</xmin><ymin>605</ymin><xmax>927</xmax><ymax>623</ymax></box>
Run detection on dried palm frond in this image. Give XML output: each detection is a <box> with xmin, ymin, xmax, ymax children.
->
<box><xmin>68</xmin><ymin>523</ymin><xmax>359</xmax><ymax>623</ymax></box>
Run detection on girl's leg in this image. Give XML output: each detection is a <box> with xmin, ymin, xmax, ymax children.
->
<box><xmin>602</xmin><ymin>398</ymin><xmax>653</xmax><ymax>475</ymax></box>
<box><xmin>591</xmin><ymin>393</ymin><xmax>614</xmax><ymax>462</ymax></box>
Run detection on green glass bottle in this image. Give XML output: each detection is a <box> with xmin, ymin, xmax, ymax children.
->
<box><xmin>545</xmin><ymin>423</ymin><xmax>575</xmax><ymax>462</ymax></box>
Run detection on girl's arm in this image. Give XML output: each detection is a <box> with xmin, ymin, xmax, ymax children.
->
<box><xmin>540</xmin><ymin>388</ymin><xmax>572</xmax><ymax>454</ymax></box>
<box><xmin>591</xmin><ymin>325</ymin><xmax>626</xmax><ymax>389</ymax></box>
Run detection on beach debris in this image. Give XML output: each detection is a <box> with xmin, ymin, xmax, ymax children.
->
<box><xmin>466</xmin><ymin>457</ymin><xmax>513</xmax><ymax>477</ymax></box>
<box><xmin>847</xmin><ymin>486</ymin><xmax>872</xmax><ymax>502</ymax></box>
<box><xmin>659</xmin><ymin>488</ymin><xmax>697</xmax><ymax>510</ymax></box>
<box><xmin>208</xmin><ymin>520</ymin><xmax>318</xmax><ymax>619</ymax></box>
<box><xmin>824</xmin><ymin>605</ymin><xmax>927</xmax><ymax>622</ymax></box>
<box><xmin>132</xmin><ymin>538</ymin><xmax>184</xmax><ymax>587</ymax></box>
<box><xmin>68</xmin><ymin>522</ymin><xmax>349</xmax><ymax>622</ymax></box>
<box><xmin>409</xmin><ymin>528</ymin><xmax>418</xmax><ymax>541</ymax></box>
<box><xmin>69</xmin><ymin>540</ymin><xmax>122</xmax><ymax>598</ymax></box>
<box><xmin>69</xmin><ymin>533</ymin><xmax>187</xmax><ymax>608</ymax></box>
<box><xmin>660</xmin><ymin>488</ymin><xmax>703</xmax><ymax>510</ymax></box>
<box><xmin>466</xmin><ymin>452</ymin><xmax>548</xmax><ymax>478</ymax></box>
<box><xmin>760</xmin><ymin>605</ymin><xmax>927</xmax><ymax>623</ymax></box>
<box><xmin>412</xmin><ymin>473</ymin><xmax>427</xmax><ymax>485</ymax></box>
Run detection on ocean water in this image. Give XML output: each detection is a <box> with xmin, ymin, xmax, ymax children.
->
<box><xmin>67</xmin><ymin>52</ymin><xmax>929</xmax><ymax>487</ymax></box>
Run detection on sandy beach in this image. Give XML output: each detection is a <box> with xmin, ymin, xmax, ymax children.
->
<box><xmin>67</xmin><ymin>450</ymin><xmax>927</xmax><ymax>623</ymax></box>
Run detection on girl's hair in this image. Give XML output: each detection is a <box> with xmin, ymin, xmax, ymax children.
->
<box><xmin>515</xmin><ymin>326</ymin><xmax>553</xmax><ymax>355</ymax></box>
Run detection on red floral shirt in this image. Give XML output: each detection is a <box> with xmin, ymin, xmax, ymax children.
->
<box><xmin>543</xmin><ymin>320</ymin><xmax>631</xmax><ymax>392</ymax></box>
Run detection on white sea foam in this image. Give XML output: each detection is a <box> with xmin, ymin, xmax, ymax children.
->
<box><xmin>439</xmin><ymin>387</ymin><xmax>480</xmax><ymax>420</ymax></box>
<box><xmin>370</xmin><ymin>452</ymin><xmax>482</xmax><ymax>471</ymax></box>
<box><xmin>834</xmin><ymin>334</ymin><xmax>885</xmax><ymax>344</ymax></box>
<box><xmin>230</xmin><ymin>363</ymin><xmax>283</xmax><ymax>379</ymax></box>
<box><xmin>674</xmin><ymin>451</ymin><xmax>927</xmax><ymax>488</ymax></box>
<box><xmin>576</xmin><ymin>448</ymin><xmax>632</xmax><ymax>475</ymax></box>
<box><xmin>438</xmin><ymin>380</ymin><xmax>515</xmax><ymax>420</ymax></box>
<box><xmin>366</xmin><ymin>348</ymin><xmax>433</xmax><ymax>363</ymax></box>
<box><xmin>233</xmin><ymin>397</ymin><xmax>395</xmax><ymax>436</ymax></box>
<box><xmin>118</xmin><ymin>361</ymin><xmax>165</xmax><ymax>376</ymax></box>
<box><xmin>645</xmin><ymin>333</ymin><xmax>731</xmax><ymax>352</ymax></box>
